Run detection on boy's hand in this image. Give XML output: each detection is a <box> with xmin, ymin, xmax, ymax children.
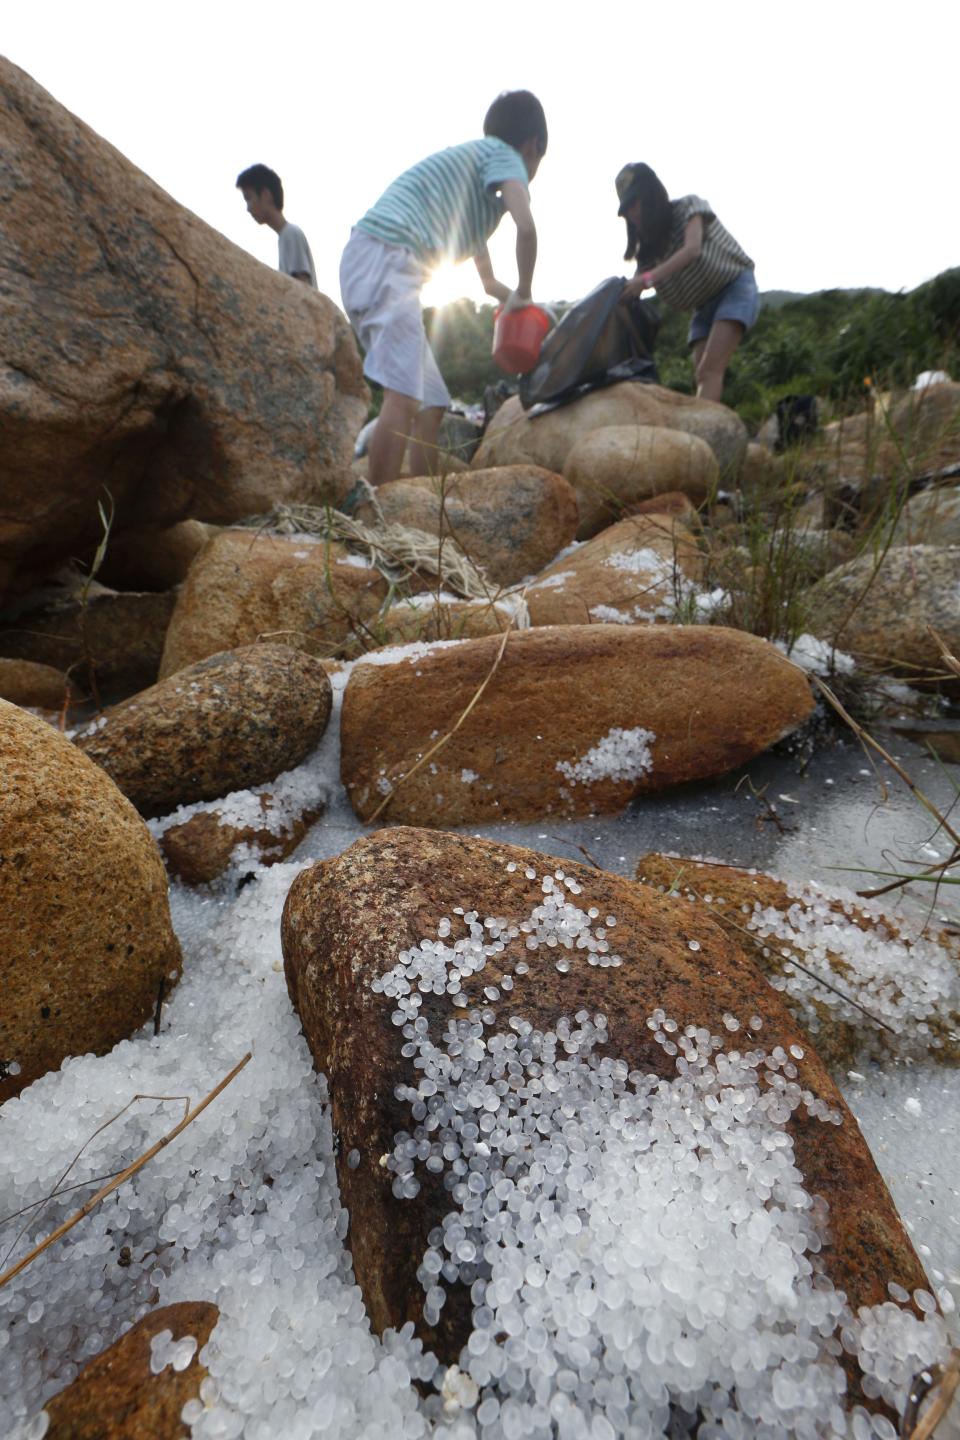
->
<box><xmin>504</xmin><ymin>289</ymin><xmax>534</xmax><ymax>313</ymax></box>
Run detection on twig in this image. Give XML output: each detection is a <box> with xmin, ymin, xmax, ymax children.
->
<box><xmin>546</xmin><ymin>835</ymin><xmax>603</xmax><ymax>870</ymax></box>
<box><xmin>366</xmin><ymin>606</ymin><xmax>525</xmax><ymax>823</ymax></box>
<box><xmin>900</xmin><ymin>1348</ymin><xmax>960</xmax><ymax>1439</ymax></box>
<box><xmin>153</xmin><ymin>977</ymin><xmax>166</xmax><ymax>1037</ymax></box>
<box><xmin>0</xmin><ymin>1053</ymin><xmax>250</xmax><ymax>1290</ymax></box>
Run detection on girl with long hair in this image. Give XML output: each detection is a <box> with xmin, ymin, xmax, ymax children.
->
<box><xmin>615</xmin><ymin>163</ymin><xmax>758</xmax><ymax>402</ymax></box>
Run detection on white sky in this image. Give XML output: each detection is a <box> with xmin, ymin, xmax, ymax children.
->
<box><xmin>4</xmin><ymin>1</ymin><xmax>957</xmax><ymax>310</ymax></box>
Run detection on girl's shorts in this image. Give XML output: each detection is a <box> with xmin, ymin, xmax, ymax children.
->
<box><xmin>687</xmin><ymin>268</ymin><xmax>760</xmax><ymax>344</ymax></box>
<box><xmin>339</xmin><ymin>228</ymin><xmax>451</xmax><ymax>408</ymax></box>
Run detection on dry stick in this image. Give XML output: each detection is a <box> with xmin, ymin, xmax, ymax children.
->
<box><xmin>366</xmin><ymin>609</ymin><xmax>524</xmax><ymax>825</ymax></box>
<box><xmin>0</xmin><ymin>1053</ymin><xmax>251</xmax><ymax>1291</ymax></box>
<box><xmin>901</xmin><ymin>1348</ymin><xmax>960</xmax><ymax>1440</ymax></box>
<box><xmin>812</xmin><ymin>677</ymin><xmax>960</xmax><ymax>851</ymax></box>
<box><xmin>0</xmin><ymin>1089</ymin><xmax>191</xmax><ymax>1274</ymax></box>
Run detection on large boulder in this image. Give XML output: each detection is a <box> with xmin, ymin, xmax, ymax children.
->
<box><xmin>75</xmin><ymin>644</ymin><xmax>332</xmax><ymax>818</ymax></box>
<box><xmin>354</xmin><ymin>466</ymin><xmax>579</xmax><ymax>587</ymax></box>
<box><xmin>340</xmin><ymin>625</ymin><xmax>814</xmax><ymax>824</ymax></box>
<box><xmin>159</xmin><ymin>529</ymin><xmax>389</xmax><ymax>677</ymax></box>
<box><xmin>0</xmin><ymin>58</ymin><xmax>367</xmax><ymax>604</ymax></box>
<box><xmin>806</xmin><ymin>544</ymin><xmax>960</xmax><ymax>682</ymax></box>
<box><xmin>563</xmin><ymin>426</ymin><xmax>718</xmax><ymax>539</ymax></box>
<box><xmin>525</xmin><ymin>513</ymin><xmax>702</xmax><ymax>626</ymax></box>
<box><xmin>282</xmin><ymin>826</ymin><xmax>928</xmax><ymax>1419</ymax></box>
<box><xmin>0</xmin><ymin>587</ymin><xmax>176</xmax><ymax>699</ymax></box>
<box><xmin>41</xmin><ymin>1301</ymin><xmax>218</xmax><ymax>1440</ymax></box>
<box><xmin>0</xmin><ymin>701</ymin><xmax>182</xmax><ymax>1102</ymax></box>
<box><xmin>473</xmin><ymin>383</ymin><xmax>748</xmax><ymax>480</ymax></box>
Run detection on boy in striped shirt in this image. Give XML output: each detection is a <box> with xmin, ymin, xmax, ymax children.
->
<box><xmin>340</xmin><ymin>91</ymin><xmax>547</xmax><ymax>487</ymax></box>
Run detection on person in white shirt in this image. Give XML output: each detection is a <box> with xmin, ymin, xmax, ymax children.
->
<box><xmin>236</xmin><ymin>164</ymin><xmax>317</xmax><ymax>288</ymax></box>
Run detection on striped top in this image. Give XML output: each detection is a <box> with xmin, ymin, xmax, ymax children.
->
<box><xmin>653</xmin><ymin>196</ymin><xmax>753</xmax><ymax>312</ymax></box>
<box><xmin>355</xmin><ymin>138</ymin><xmax>530</xmax><ymax>267</ymax></box>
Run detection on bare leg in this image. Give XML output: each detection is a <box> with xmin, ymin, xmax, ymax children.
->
<box><xmin>368</xmin><ymin>389</ymin><xmax>420</xmax><ymax>486</ymax></box>
<box><xmin>408</xmin><ymin>406</ymin><xmax>445</xmax><ymax>477</ymax></box>
<box><xmin>694</xmin><ymin>319</ymin><xmax>745</xmax><ymax>403</ymax></box>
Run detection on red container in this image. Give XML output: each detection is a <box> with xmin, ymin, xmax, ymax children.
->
<box><xmin>492</xmin><ymin>303</ymin><xmax>550</xmax><ymax>375</ymax></box>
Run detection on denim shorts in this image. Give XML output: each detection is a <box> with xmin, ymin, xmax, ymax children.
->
<box><xmin>687</xmin><ymin>268</ymin><xmax>760</xmax><ymax>344</ymax></box>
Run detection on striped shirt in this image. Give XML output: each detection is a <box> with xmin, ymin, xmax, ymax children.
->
<box><xmin>355</xmin><ymin>138</ymin><xmax>530</xmax><ymax>268</ymax></box>
<box><xmin>653</xmin><ymin>196</ymin><xmax>753</xmax><ymax>312</ymax></box>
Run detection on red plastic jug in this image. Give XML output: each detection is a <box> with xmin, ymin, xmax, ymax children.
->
<box><xmin>492</xmin><ymin>303</ymin><xmax>550</xmax><ymax>375</ymax></box>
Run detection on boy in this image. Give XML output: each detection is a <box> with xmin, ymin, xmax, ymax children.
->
<box><xmin>340</xmin><ymin>90</ymin><xmax>547</xmax><ymax>486</ymax></box>
<box><xmin>236</xmin><ymin>164</ymin><xmax>317</xmax><ymax>288</ymax></box>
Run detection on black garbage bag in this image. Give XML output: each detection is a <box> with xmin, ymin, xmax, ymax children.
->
<box><xmin>519</xmin><ymin>277</ymin><xmax>660</xmax><ymax>413</ymax></box>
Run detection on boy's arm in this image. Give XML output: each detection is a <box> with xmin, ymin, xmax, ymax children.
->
<box><xmin>499</xmin><ymin>180</ymin><xmax>537</xmax><ymax>308</ymax></box>
<box><xmin>474</xmin><ymin>246</ymin><xmax>510</xmax><ymax>304</ymax></box>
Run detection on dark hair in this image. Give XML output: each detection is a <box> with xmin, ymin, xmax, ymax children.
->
<box><xmin>236</xmin><ymin>164</ymin><xmax>283</xmax><ymax>211</ymax></box>
<box><xmin>483</xmin><ymin>90</ymin><xmax>548</xmax><ymax>156</ymax></box>
<box><xmin>621</xmin><ymin>163</ymin><xmax>672</xmax><ymax>265</ymax></box>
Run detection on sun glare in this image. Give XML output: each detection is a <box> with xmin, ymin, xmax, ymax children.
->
<box><xmin>421</xmin><ymin>262</ymin><xmax>475</xmax><ymax>310</ymax></box>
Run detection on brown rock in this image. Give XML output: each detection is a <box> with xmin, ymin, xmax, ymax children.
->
<box><xmin>806</xmin><ymin>544</ymin><xmax>960</xmax><ymax>683</ymax></box>
<box><xmin>160</xmin><ymin>791</ymin><xmax>326</xmax><ymax>884</ymax></box>
<box><xmin>42</xmin><ymin>1301</ymin><xmax>218</xmax><ymax>1440</ymax></box>
<box><xmin>632</xmin><ymin>490</ymin><xmax>700</xmax><ymax>521</ymax></box>
<box><xmin>563</xmin><ymin>425</ymin><xmax>719</xmax><ymax>539</ymax></box>
<box><xmin>0</xmin><ymin>58</ymin><xmax>366</xmax><ymax>604</ymax></box>
<box><xmin>373</xmin><ymin>596</ymin><xmax>519</xmax><ymax>648</ymax></box>
<box><xmin>354</xmin><ymin>466</ymin><xmax>579</xmax><ymax>587</ymax></box>
<box><xmin>738</xmin><ymin>441</ymin><xmax>786</xmax><ymax>501</ymax></box>
<box><xmin>95</xmin><ymin>520</ymin><xmax>218</xmax><ymax>593</ymax></box>
<box><xmin>158</xmin><ymin>529</ymin><xmax>389</xmax><ymax>678</ymax></box>
<box><xmin>0</xmin><ymin>701</ymin><xmax>182</xmax><ymax>1102</ymax></box>
<box><xmin>0</xmin><ymin>588</ymin><xmax>175</xmax><ymax>699</ymax></box>
<box><xmin>76</xmin><ymin>644</ymin><xmax>332</xmax><ymax>818</ymax></box>
<box><xmin>635</xmin><ymin>853</ymin><xmax>960</xmax><ymax>1068</ymax></box>
<box><xmin>340</xmin><ymin>624</ymin><xmax>814</xmax><ymax>825</ymax></box>
<box><xmin>0</xmin><ymin>656</ymin><xmax>78</xmax><ymax>710</ymax></box>
<box><xmin>525</xmin><ymin>514</ymin><xmax>702</xmax><ymax>627</ymax></box>
<box><xmin>281</xmin><ymin>826</ymin><xmax>927</xmax><ymax>1391</ymax></box>
<box><xmin>473</xmin><ymin>383</ymin><xmax>748</xmax><ymax>479</ymax></box>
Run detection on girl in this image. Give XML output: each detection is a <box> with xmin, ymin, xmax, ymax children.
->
<box><xmin>616</xmin><ymin>163</ymin><xmax>758</xmax><ymax>402</ymax></box>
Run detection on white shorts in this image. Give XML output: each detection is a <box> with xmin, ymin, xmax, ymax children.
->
<box><xmin>339</xmin><ymin>229</ymin><xmax>451</xmax><ymax>409</ymax></box>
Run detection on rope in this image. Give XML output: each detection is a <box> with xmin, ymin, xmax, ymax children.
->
<box><xmin>236</xmin><ymin>501</ymin><xmax>493</xmax><ymax>601</ymax></box>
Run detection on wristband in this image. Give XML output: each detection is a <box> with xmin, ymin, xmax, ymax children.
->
<box><xmin>641</xmin><ymin>270</ymin><xmax>654</xmax><ymax>289</ymax></box>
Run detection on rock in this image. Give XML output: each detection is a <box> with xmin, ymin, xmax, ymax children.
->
<box><xmin>472</xmin><ymin>383</ymin><xmax>748</xmax><ymax>480</ymax></box>
<box><xmin>0</xmin><ymin>656</ymin><xmax>77</xmax><ymax>710</ymax></box>
<box><xmin>340</xmin><ymin>625</ymin><xmax>814</xmax><ymax>825</ymax></box>
<box><xmin>41</xmin><ymin>1301</ymin><xmax>218</xmax><ymax>1440</ymax></box>
<box><xmin>354</xmin><ymin>466</ymin><xmax>579</xmax><ymax>588</ymax></box>
<box><xmin>635</xmin><ymin>853</ymin><xmax>960</xmax><ymax>1069</ymax></box>
<box><xmin>738</xmin><ymin>441</ymin><xmax>786</xmax><ymax>501</ymax></box>
<box><xmin>891</xmin><ymin>718</ymin><xmax>960</xmax><ymax>764</ymax></box>
<box><xmin>281</xmin><ymin>826</ymin><xmax>928</xmax><ymax>1390</ymax></box>
<box><xmin>524</xmin><ymin>514</ymin><xmax>702</xmax><ymax>627</ymax></box>
<box><xmin>159</xmin><ymin>789</ymin><xmax>327</xmax><ymax>885</ymax></box>
<box><xmin>158</xmin><ymin>529</ymin><xmax>389</xmax><ymax>677</ymax></box>
<box><xmin>75</xmin><ymin>644</ymin><xmax>332</xmax><ymax>818</ymax></box>
<box><xmin>0</xmin><ymin>588</ymin><xmax>175</xmax><ymax>699</ymax></box>
<box><xmin>373</xmin><ymin>595</ymin><xmax>519</xmax><ymax>648</ymax></box>
<box><xmin>0</xmin><ymin>58</ymin><xmax>367</xmax><ymax>604</ymax></box>
<box><xmin>892</xmin><ymin>484</ymin><xmax>960</xmax><ymax>547</ymax></box>
<box><xmin>0</xmin><ymin>701</ymin><xmax>182</xmax><ymax>1102</ymax></box>
<box><xmin>806</xmin><ymin>544</ymin><xmax>960</xmax><ymax>683</ymax></box>
<box><xmin>95</xmin><ymin>520</ymin><xmax>218</xmax><ymax>593</ymax></box>
<box><xmin>631</xmin><ymin>490</ymin><xmax>700</xmax><ymax>521</ymax></box>
<box><xmin>562</xmin><ymin>426</ymin><xmax>719</xmax><ymax>539</ymax></box>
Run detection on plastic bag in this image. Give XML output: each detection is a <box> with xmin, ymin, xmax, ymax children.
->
<box><xmin>519</xmin><ymin>277</ymin><xmax>660</xmax><ymax>413</ymax></box>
